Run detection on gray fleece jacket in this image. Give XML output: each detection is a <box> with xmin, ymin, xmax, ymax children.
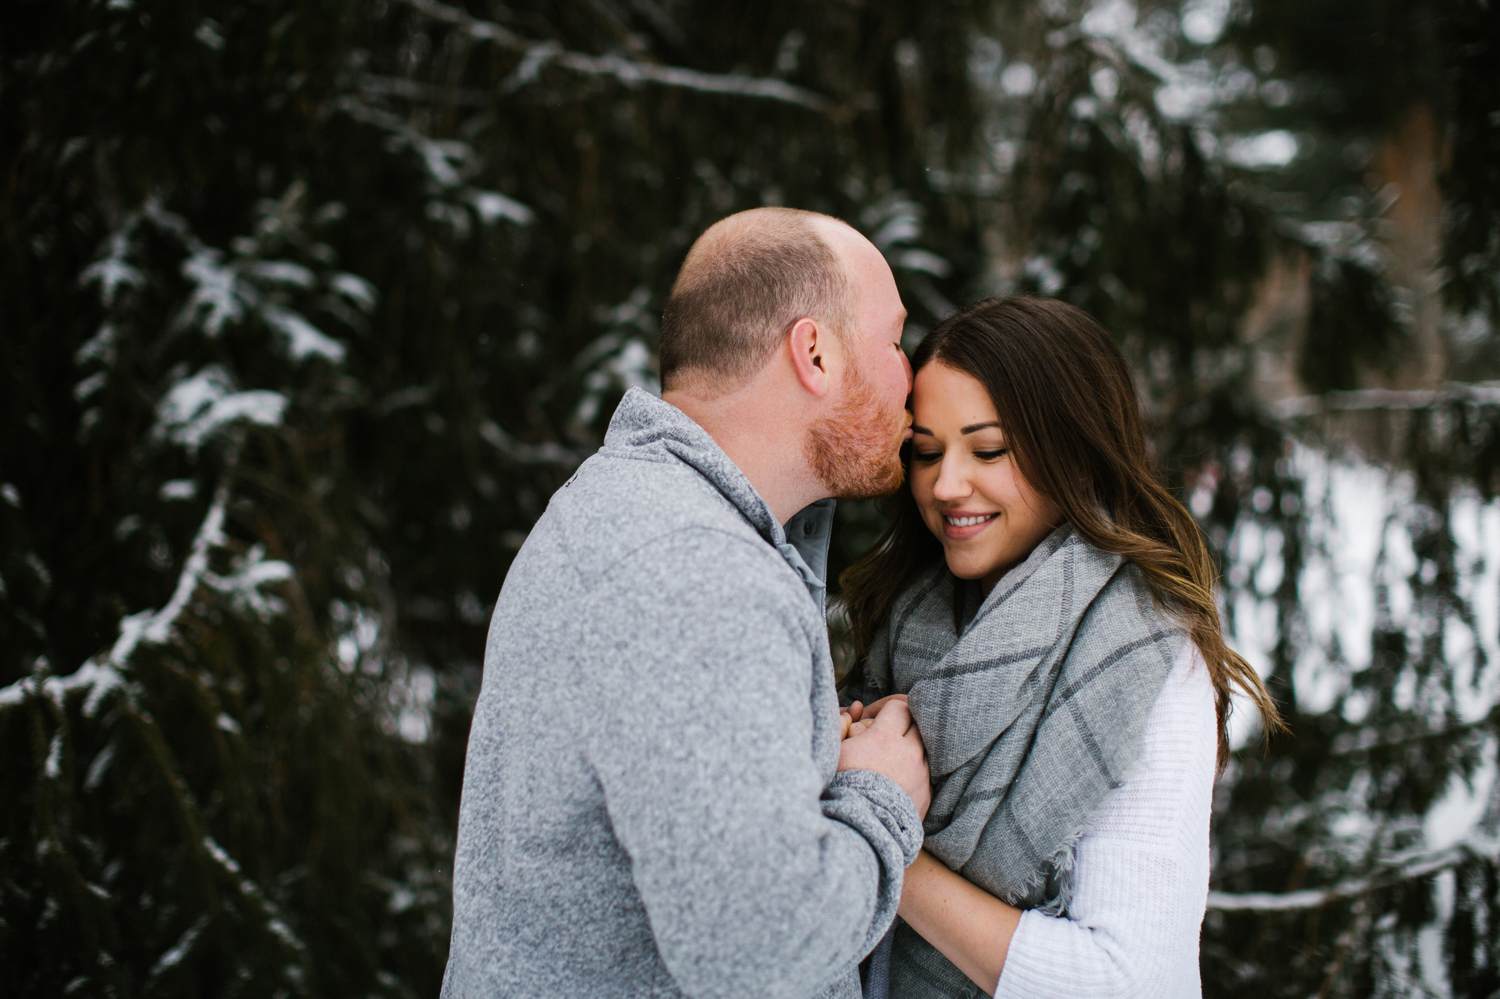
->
<box><xmin>441</xmin><ymin>388</ymin><xmax>923</xmax><ymax>999</ymax></box>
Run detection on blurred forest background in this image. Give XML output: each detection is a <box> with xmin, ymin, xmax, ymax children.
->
<box><xmin>4</xmin><ymin>0</ymin><xmax>1499</xmax><ymax>995</ymax></box>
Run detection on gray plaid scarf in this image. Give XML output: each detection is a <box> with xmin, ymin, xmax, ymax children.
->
<box><xmin>855</xmin><ymin>527</ymin><xmax>1183</xmax><ymax>998</ymax></box>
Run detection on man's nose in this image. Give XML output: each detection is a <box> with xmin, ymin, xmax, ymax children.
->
<box><xmin>901</xmin><ymin>350</ymin><xmax>913</xmax><ymax>392</ymax></box>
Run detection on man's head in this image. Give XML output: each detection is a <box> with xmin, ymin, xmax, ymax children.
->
<box><xmin>660</xmin><ymin>207</ymin><xmax>850</xmax><ymax>391</ymax></box>
<box><xmin>660</xmin><ymin>208</ymin><xmax>911</xmax><ymax>503</ymax></box>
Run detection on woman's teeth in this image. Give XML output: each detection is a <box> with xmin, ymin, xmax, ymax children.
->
<box><xmin>945</xmin><ymin>514</ymin><xmax>996</xmax><ymax>527</ymax></box>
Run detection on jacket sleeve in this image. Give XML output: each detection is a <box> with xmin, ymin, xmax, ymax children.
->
<box><xmin>578</xmin><ymin>530</ymin><xmax>922</xmax><ymax>999</ymax></box>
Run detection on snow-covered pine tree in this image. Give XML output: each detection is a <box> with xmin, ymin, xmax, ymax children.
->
<box><xmin>2</xmin><ymin>2</ymin><xmax>465</xmax><ymax>993</ymax></box>
<box><xmin>1184</xmin><ymin>1</ymin><xmax>1500</xmax><ymax>993</ymax></box>
<box><xmin>3</xmin><ymin>0</ymin><xmax>1497</xmax><ymax>994</ymax></box>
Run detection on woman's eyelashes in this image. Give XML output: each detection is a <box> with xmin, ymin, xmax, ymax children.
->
<box><xmin>911</xmin><ymin>446</ymin><xmax>1008</xmax><ymax>465</ymax></box>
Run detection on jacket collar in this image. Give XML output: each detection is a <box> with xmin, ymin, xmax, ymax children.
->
<box><xmin>602</xmin><ymin>387</ymin><xmax>835</xmax><ymax>604</ymax></box>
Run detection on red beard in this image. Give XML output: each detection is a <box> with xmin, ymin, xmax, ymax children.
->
<box><xmin>806</xmin><ymin>363</ymin><xmax>905</xmax><ymax>500</ymax></box>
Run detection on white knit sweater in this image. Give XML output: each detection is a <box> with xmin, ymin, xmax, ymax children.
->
<box><xmin>993</xmin><ymin>641</ymin><xmax>1217</xmax><ymax>999</ymax></box>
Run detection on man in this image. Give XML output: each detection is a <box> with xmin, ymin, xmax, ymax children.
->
<box><xmin>441</xmin><ymin>207</ymin><xmax>930</xmax><ymax>999</ymax></box>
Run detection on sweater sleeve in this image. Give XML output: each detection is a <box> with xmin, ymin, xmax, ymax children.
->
<box><xmin>994</xmin><ymin>642</ymin><xmax>1217</xmax><ymax>999</ymax></box>
<box><xmin>579</xmin><ymin>530</ymin><xmax>922</xmax><ymax>999</ymax></box>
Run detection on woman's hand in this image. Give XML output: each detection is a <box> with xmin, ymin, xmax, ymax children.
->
<box><xmin>840</xmin><ymin>694</ymin><xmax>909</xmax><ymax>740</ymax></box>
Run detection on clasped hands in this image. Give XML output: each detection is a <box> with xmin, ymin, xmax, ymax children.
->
<box><xmin>836</xmin><ymin>694</ymin><xmax>932</xmax><ymax>820</ymax></box>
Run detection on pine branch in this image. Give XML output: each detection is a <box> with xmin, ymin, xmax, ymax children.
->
<box><xmin>358</xmin><ymin>73</ymin><xmax>491</xmax><ymax>107</ymax></box>
<box><xmin>1271</xmin><ymin>382</ymin><xmax>1500</xmax><ymax>420</ymax></box>
<box><xmin>396</xmin><ymin>0</ymin><xmax>832</xmax><ymax>113</ymax></box>
<box><xmin>0</xmin><ymin>463</ymin><xmax>236</xmax><ymax>717</ymax></box>
<box><xmin>1208</xmin><ymin>833</ymin><xmax>1500</xmax><ymax>913</ymax></box>
<box><xmin>201</xmin><ymin>836</ymin><xmax>311</xmax><ymax>961</ymax></box>
<box><xmin>333</xmin><ymin>96</ymin><xmax>535</xmax><ymax>225</ymax></box>
<box><xmin>1328</xmin><ymin>704</ymin><xmax>1500</xmax><ymax>757</ymax></box>
<box><xmin>479</xmin><ymin>419</ymin><xmax>586</xmax><ymax>467</ymax></box>
<box><xmin>6</xmin><ymin>446</ymin><xmax>315</xmax><ymax>988</ymax></box>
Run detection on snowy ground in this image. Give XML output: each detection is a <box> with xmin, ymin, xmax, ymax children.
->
<box><xmin>1225</xmin><ymin>444</ymin><xmax>1499</xmax><ymax>823</ymax></box>
<box><xmin>1216</xmin><ymin>444</ymin><xmax>1498</xmax><ymax>992</ymax></box>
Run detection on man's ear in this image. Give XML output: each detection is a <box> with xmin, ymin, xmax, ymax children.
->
<box><xmin>787</xmin><ymin>317</ymin><xmax>832</xmax><ymax>397</ymax></box>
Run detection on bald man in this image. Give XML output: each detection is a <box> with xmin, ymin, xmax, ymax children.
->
<box><xmin>442</xmin><ymin>208</ymin><xmax>930</xmax><ymax>999</ymax></box>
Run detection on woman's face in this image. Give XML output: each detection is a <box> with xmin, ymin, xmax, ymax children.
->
<box><xmin>909</xmin><ymin>362</ymin><xmax>1061</xmax><ymax>594</ymax></box>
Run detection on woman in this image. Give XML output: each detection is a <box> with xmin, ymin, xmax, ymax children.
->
<box><xmin>838</xmin><ymin>296</ymin><xmax>1281</xmax><ymax>998</ymax></box>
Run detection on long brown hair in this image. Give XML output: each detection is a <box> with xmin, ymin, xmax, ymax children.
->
<box><xmin>838</xmin><ymin>296</ymin><xmax>1283</xmax><ymax>767</ymax></box>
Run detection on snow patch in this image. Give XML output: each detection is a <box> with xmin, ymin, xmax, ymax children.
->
<box><xmin>157</xmin><ymin>366</ymin><xmax>288</xmax><ymax>452</ymax></box>
<box><xmin>75</xmin><ymin>324</ymin><xmax>119</xmax><ymax>365</ymax></box>
<box><xmin>80</xmin><ymin>227</ymin><xmax>145</xmax><ymax>308</ymax></box>
<box><xmin>468</xmin><ymin>189</ymin><xmax>535</xmax><ymax>226</ymax></box>
<box><xmin>160</xmin><ymin>479</ymin><xmax>198</xmax><ymax>501</ymax></box>
<box><xmin>330</xmin><ymin>272</ymin><xmax>378</xmax><ymax>312</ymax></box>
<box><xmin>261</xmin><ymin>305</ymin><xmax>345</xmax><ymax>362</ymax></box>
<box><xmin>247</xmin><ymin>260</ymin><xmax>315</xmax><ymax>288</ymax></box>
<box><xmin>73</xmin><ymin>371</ymin><xmax>107</xmax><ymax>402</ymax></box>
<box><xmin>84</xmin><ymin>743</ymin><xmax>116</xmax><ymax>790</ymax></box>
<box><xmin>179</xmin><ymin>249</ymin><xmax>245</xmax><ymax>335</ymax></box>
<box><xmin>1223</xmin><ymin>446</ymin><xmax>1500</xmax><ymax>752</ymax></box>
<box><xmin>1225</xmin><ymin>130</ymin><xmax>1300</xmax><ymax>169</ymax></box>
<box><xmin>1424</xmin><ymin>742</ymin><xmax>1497</xmax><ymax>850</ymax></box>
<box><xmin>894</xmin><ymin>248</ymin><xmax>952</xmax><ymax>278</ymax></box>
<box><xmin>395</xmin><ymin>666</ymin><xmax>436</xmax><ymax>743</ymax></box>
<box><xmin>149</xmin><ymin>917</ymin><xmax>208</xmax><ymax>979</ymax></box>
<box><xmin>1180</xmin><ymin>0</ymin><xmax>1231</xmax><ymax>45</ymax></box>
<box><xmin>194</xmin><ymin>20</ymin><xmax>225</xmax><ymax>51</ymax></box>
<box><xmin>207</xmin><ymin>544</ymin><xmax>293</xmax><ymax>619</ymax></box>
<box><xmin>44</xmin><ymin>732</ymin><xmax>64</xmax><ymax>778</ymax></box>
<box><xmin>1000</xmin><ymin>63</ymin><xmax>1036</xmax><ymax>96</ymax></box>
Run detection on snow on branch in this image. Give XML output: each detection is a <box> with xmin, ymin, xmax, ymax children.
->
<box><xmin>358</xmin><ymin>73</ymin><xmax>491</xmax><ymax>107</ymax></box>
<box><xmin>109</xmin><ymin>471</ymin><xmax>233</xmax><ymax>663</ymax></box>
<box><xmin>202</xmin><ymin>836</ymin><xmax>311</xmax><ymax>964</ymax></box>
<box><xmin>0</xmin><ymin>472</ymin><xmax>229</xmax><ymax>716</ymax></box>
<box><xmin>1207</xmin><ymin>833</ymin><xmax>1500</xmax><ymax>913</ymax></box>
<box><xmin>156</xmin><ymin>365</ymin><xmax>288</xmax><ymax>455</ymax></box>
<box><xmin>79</xmin><ymin>195</ymin><xmax>351</xmax><ymax>363</ymax></box>
<box><xmin>334</xmin><ymin>97</ymin><xmax>534</xmax><ymax>229</ymax></box>
<box><xmin>479</xmin><ymin>419</ymin><xmax>586</xmax><ymax>467</ymax></box>
<box><xmin>1329</xmin><ymin>704</ymin><xmax>1500</xmax><ymax>757</ymax></box>
<box><xmin>0</xmin><ymin>451</ymin><xmax>289</xmax><ymax>717</ymax></box>
<box><xmin>1272</xmin><ymin>382</ymin><xmax>1500</xmax><ymax>421</ymax></box>
<box><xmin>397</xmin><ymin>0</ymin><xmax>832</xmax><ymax>113</ymax></box>
<box><xmin>79</xmin><ymin>221</ymin><xmax>146</xmax><ymax>307</ymax></box>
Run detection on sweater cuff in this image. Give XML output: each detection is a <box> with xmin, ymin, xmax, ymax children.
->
<box><xmin>824</xmin><ymin>769</ymin><xmax>924</xmax><ymax>867</ymax></box>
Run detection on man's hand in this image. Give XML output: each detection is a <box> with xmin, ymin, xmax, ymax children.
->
<box><xmin>839</xmin><ymin>693</ymin><xmax>908</xmax><ymax>737</ymax></box>
<box><xmin>837</xmin><ymin>697</ymin><xmax>931</xmax><ymax>820</ymax></box>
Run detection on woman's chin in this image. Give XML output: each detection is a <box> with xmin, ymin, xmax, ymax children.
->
<box><xmin>944</xmin><ymin>556</ymin><xmax>998</xmax><ymax>583</ymax></box>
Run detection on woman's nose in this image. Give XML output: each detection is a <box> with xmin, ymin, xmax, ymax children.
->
<box><xmin>931</xmin><ymin>457</ymin><xmax>971</xmax><ymax>501</ymax></box>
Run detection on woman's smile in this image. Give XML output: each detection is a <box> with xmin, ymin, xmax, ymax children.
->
<box><xmin>941</xmin><ymin>511</ymin><xmax>999</xmax><ymax>537</ymax></box>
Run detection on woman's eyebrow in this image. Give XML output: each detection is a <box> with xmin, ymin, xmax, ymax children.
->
<box><xmin>910</xmin><ymin>422</ymin><xmax>1003</xmax><ymax>436</ymax></box>
<box><xmin>962</xmin><ymin>421</ymin><xmax>1002</xmax><ymax>434</ymax></box>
